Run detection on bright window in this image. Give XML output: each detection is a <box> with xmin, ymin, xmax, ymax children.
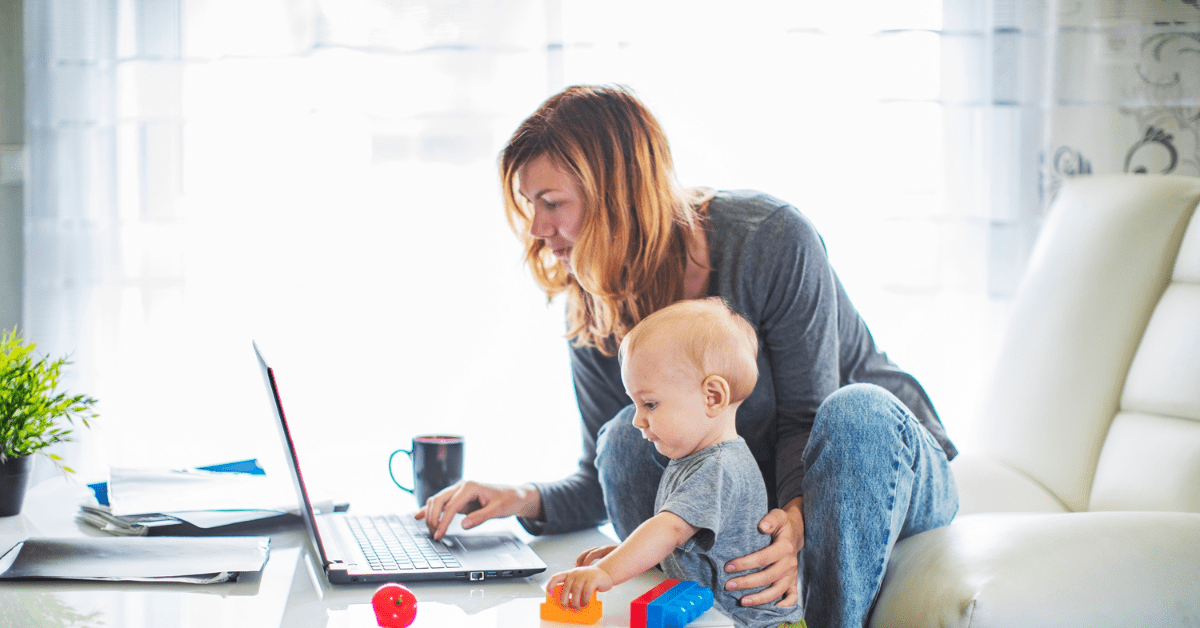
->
<box><xmin>29</xmin><ymin>0</ymin><xmax>1004</xmax><ymax>510</ymax></box>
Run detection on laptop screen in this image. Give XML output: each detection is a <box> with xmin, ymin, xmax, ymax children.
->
<box><xmin>254</xmin><ymin>341</ymin><xmax>333</xmax><ymax>569</ymax></box>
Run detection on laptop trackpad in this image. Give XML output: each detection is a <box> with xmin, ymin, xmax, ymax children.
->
<box><xmin>455</xmin><ymin>536</ymin><xmax>523</xmax><ymax>568</ymax></box>
<box><xmin>457</xmin><ymin>536</ymin><xmax>508</xmax><ymax>551</ymax></box>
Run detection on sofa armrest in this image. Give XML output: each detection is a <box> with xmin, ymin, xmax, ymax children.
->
<box><xmin>870</xmin><ymin>512</ymin><xmax>1200</xmax><ymax>628</ymax></box>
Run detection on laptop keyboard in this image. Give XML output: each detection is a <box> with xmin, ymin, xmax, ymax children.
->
<box><xmin>346</xmin><ymin>515</ymin><xmax>461</xmax><ymax>571</ymax></box>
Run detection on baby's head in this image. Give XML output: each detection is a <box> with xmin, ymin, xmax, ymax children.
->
<box><xmin>619</xmin><ymin>297</ymin><xmax>759</xmax><ymax>403</ymax></box>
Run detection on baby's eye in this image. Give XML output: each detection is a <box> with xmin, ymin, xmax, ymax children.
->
<box><xmin>643</xmin><ymin>402</ymin><xmax>657</xmax><ymax>411</ymax></box>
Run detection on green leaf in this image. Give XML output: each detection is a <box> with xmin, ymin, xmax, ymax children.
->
<box><xmin>0</xmin><ymin>327</ymin><xmax>98</xmax><ymax>473</ymax></box>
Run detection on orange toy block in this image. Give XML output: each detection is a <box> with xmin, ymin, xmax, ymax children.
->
<box><xmin>540</xmin><ymin>583</ymin><xmax>603</xmax><ymax>625</ymax></box>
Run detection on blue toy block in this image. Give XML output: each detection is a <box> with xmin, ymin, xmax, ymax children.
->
<box><xmin>642</xmin><ymin>580</ymin><xmax>713</xmax><ymax>628</ymax></box>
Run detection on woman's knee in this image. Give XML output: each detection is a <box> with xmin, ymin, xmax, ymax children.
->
<box><xmin>810</xmin><ymin>383</ymin><xmax>907</xmax><ymax>453</ymax></box>
<box><xmin>595</xmin><ymin>405</ymin><xmax>642</xmax><ymax>469</ymax></box>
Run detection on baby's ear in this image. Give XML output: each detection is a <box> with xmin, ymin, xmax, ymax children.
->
<box><xmin>702</xmin><ymin>375</ymin><xmax>730</xmax><ymax>416</ymax></box>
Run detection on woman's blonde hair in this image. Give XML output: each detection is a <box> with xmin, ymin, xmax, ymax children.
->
<box><xmin>618</xmin><ymin>297</ymin><xmax>760</xmax><ymax>403</ymax></box>
<box><xmin>500</xmin><ymin>85</ymin><xmax>708</xmax><ymax>356</ymax></box>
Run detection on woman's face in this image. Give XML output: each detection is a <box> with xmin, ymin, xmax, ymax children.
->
<box><xmin>517</xmin><ymin>154</ymin><xmax>585</xmax><ymax>272</ymax></box>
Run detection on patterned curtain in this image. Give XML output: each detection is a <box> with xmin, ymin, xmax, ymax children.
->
<box><xmin>943</xmin><ymin>0</ymin><xmax>1200</xmax><ymax>297</ymax></box>
<box><xmin>1043</xmin><ymin>1</ymin><xmax>1200</xmax><ymax>192</ymax></box>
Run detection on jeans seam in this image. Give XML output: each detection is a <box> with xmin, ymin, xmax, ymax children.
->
<box><xmin>870</xmin><ymin>407</ymin><xmax>908</xmax><ymax>621</ymax></box>
<box><xmin>873</xmin><ymin>467</ymin><xmax>897</xmax><ymax>607</ymax></box>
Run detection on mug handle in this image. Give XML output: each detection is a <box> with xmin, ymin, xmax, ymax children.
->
<box><xmin>388</xmin><ymin>448</ymin><xmax>415</xmax><ymax>494</ymax></box>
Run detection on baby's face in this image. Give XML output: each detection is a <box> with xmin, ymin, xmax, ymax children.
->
<box><xmin>621</xmin><ymin>336</ymin><xmax>722</xmax><ymax>460</ymax></box>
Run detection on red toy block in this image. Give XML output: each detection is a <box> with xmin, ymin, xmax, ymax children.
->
<box><xmin>631</xmin><ymin>579</ymin><xmax>681</xmax><ymax>628</ymax></box>
<box><xmin>630</xmin><ymin>579</ymin><xmax>714</xmax><ymax>628</ymax></box>
<box><xmin>541</xmin><ymin>583</ymin><xmax>603</xmax><ymax>625</ymax></box>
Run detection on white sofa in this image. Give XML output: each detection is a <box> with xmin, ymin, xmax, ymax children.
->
<box><xmin>871</xmin><ymin>174</ymin><xmax>1200</xmax><ymax>627</ymax></box>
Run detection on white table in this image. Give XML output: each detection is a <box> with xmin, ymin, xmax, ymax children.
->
<box><xmin>0</xmin><ymin>479</ymin><xmax>734</xmax><ymax>628</ymax></box>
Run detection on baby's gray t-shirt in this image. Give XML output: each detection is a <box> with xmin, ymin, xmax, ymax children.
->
<box><xmin>655</xmin><ymin>438</ymin><xmax>806</xmax><ymax>628</ymax></box>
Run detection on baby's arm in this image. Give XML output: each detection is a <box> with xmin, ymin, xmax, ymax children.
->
<box><xmin>546</xmin><ymin>511</ymin><xmax>698</xmax><ymax>609</ymax></box>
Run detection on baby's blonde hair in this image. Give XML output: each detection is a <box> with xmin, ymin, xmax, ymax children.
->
<box><xmin>619</xmin><ymin>297</ymin><xmax>759</xmax><ymax>402</ymax></box>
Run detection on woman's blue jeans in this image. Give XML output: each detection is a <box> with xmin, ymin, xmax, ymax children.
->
<box><xmin>594</xmin><ymin>383</ymin><xmax>958</xmax><ymax>628</ymax></box>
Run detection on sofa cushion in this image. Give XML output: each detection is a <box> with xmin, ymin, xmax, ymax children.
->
<box><xmin>871</xmin><ymin>512</ymin><xmax>1200</xmax><ymax>628</ymax></box>
<box><xmin>1088</xmin><ymin>276</ymin><xmax>1200</xmax><ymax>512</ymax></box>
<box><xmin>1090</xmin><ymin>411</ymin><xmax>1200</xmax><ymax>512</ymax></box>
<box><xmin>977</xmin><ymin>175</ymin><xmax>1200</xmax><ymax>512</ymax></box>
<box><xmin>1172</xmin><ymin>199</ymin><xmax>1200</xmax><ymax>282</ymax></box>
<box><xmin>1119</xmin><ymin>283</ymin><xmax>1200</xmax><ymax>423</ymax></box>
<box><xmin>950</xmin><ymin>455</ymin><xmax>1066</xmax><ymax>515</ymax></box>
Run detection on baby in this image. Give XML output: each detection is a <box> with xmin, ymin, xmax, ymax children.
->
<box><xmin>545</xmin><ymin>297</ymin><xmax>806</xmax><ymax>628</ymax></box>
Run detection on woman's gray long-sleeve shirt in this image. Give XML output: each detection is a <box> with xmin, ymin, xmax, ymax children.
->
<box><xmin>525</xmin><ymin>190</ymin><xmax>957</xmax><ymax>535</ymax></box>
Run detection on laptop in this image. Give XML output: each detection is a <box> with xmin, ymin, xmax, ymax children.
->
<box><xmin>253</xmin><ymin>341</ymin><xmax>547</xmax><ymax>584</ymax></box>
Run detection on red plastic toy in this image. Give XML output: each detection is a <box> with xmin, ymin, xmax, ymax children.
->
<box><xmin>373</xmin><ymin>583</ymin><xmax>418</xmax><ymax>628</ymax></box>
<box><xmin>540</xmin><ymin>583</ymin><xmax>604</xmax><ymax>624</ymax></box>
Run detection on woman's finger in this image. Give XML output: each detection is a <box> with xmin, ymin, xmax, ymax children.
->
<box><xmin>725</xmin><ymin>508</ymin><xmax>800</xmax><ymax>575</ymax></box>
<box><xmin>460</xmin><ymin>494</ymin><xmax>503</xmax><ymax>530</ymax></box>
<box><xmin>724</xmin><ymin>538</ymin><xmax>789</xmax><ymax>574</ymax></box>
<box><xmin>755</xmin><ymin>508</ymin><xmax>789</xmax><ymax>535</ymax></box>
<box><xmin>418</xmin><ymin>484</ymin><xmax>456</xmax><ymax>535</ymax></box>
<box><xmin>433</xmin><ymin>483</ymin><xmax>477</xmax><ymax>539</ymax></box>
<box><xmin>737</xmin><ymin>574</ymin><xmax>794</xmax><ymax>608</ymax></box>
<box><xmin>725</xmin><ymin>553</ymin><xmax>798</xmax><ymax>600</ymax></box>
<box><xmin>774</xmin><ymin>583</ymin><xmax>800</xmax><ymax>608</ymax></box>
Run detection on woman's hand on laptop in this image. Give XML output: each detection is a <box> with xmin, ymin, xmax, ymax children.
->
<box><xmin>415</xmin><ymin>480</ymin><xmax>544</xmax><ymax>540</ymax></box>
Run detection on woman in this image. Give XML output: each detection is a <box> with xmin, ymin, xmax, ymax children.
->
<box><xmin>418</xmin><ymin>85</ymin><xmax>959</xmax><ymax>628</ymax></box>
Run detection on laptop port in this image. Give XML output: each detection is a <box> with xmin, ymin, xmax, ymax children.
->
<box><xmin>500</xmin><ymin>571</ymin><xmax>513</xmax><ymax>577</ymax></box>
<box><xmin>469</xmin><ymin>571</ymin><xmax>485</xmax><ymax>581</ymax></box>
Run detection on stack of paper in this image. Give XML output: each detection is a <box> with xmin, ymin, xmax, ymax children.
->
<box><xmin>78</xmin><ymin>459</ymin><xmax>308</xmax><ymax>536</ymax></box>
<box><xmin>107</xmin><ymin>465</ymin><xmax>296</xmax><ymax>515</ymax></box>
<box><xmin>76</xmin><ymin>506</ymin><xmax>183</xmax><ymax>536</ymax></box>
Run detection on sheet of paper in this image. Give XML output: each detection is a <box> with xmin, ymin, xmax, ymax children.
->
<box><xmin>0</xmin><ymin>535</ymin><xmax>269</xmax><ymax>583</ymax></box>
<box><xmin>163</xmin><ymin>509</ymin><xmax>290</xmax><ymax>528</ymax></box>
<box><xmin>108</xmin><ymin>467</ymin><xmax>296</xmax><ymax>516</ymax></box>
<box><xmin>78</xmin><ymin>503</ymin><xmax>303</xmax><ymax>534</ymax></box>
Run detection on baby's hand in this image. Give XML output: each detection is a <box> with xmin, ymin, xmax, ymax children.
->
<box><xmin>575</xmin><ymin>544</ymin><xmax>618</xmax><ymax>566</ymax></box>
<box><xmin>545</xmin><ymin>566</ymin><xmax>615</xmax><ymax>610</ymax></box>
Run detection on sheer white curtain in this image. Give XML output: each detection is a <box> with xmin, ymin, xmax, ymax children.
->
<box><xmin>25</xmin><ymin>0</ymin><xmax>574</xmax><ymax>501</ymax></box>
<box><xmin>26</xmin><ymin>0</ymin><xmax>1200</xmax><ymax>498</ymax></box>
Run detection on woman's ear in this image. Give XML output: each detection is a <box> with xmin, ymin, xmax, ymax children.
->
<box><xmin>702</xmin><ymin>375</ymin><xmax>731</xmax><ymax>417</ymax></box>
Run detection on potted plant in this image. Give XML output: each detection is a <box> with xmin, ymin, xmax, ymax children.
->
<box><xmin>0</xmin><ymin>328</ymin><xmax>98</xmax><ymax>516</ymax></box>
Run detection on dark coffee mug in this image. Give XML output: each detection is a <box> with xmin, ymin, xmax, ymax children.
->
<box><xmin>389</xmin><ymin>435</ymin><xmax>464</xmax><ymax>507</ymax></box>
